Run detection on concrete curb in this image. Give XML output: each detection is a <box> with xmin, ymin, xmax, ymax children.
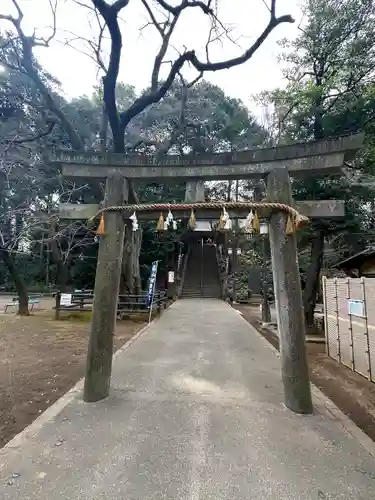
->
<box><xmin>0</xmin><ymin>309</ymin><xmax>167</xmax><ymax>458</ymax></box>
<box><xmin>230</xmin><ymin>302</ymin><xmax>375</xmax><ymax>459</ymax></box>
<box><xmin>310</xmin><ymin>384</ymin><xmax>375</xmax><ymax>458</ymax></box>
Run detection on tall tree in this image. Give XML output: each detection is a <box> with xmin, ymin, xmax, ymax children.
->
<box><xmin>261</xmin><ymin>0</ymin><xmax>375</xmax><ymax>328</ymax></box>
<box><xmin>0</xmin><ymin>60</ymin><xmax>61</xmax><ymax>313</ymax></box>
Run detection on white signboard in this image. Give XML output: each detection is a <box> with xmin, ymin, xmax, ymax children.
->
<box><xmin>60</xmin><ymin>293</ymin><xmax>72</xmax><ymax>306</ymax></box>
<box><xmin>348</xmin><ymin>299</ymin><xmax>365</xmax><ymax>318</ymax></box>
<box><xmin>168</xmin><ymin>271</ymin><xmax>175</xmax><ymax>283</ymax></box>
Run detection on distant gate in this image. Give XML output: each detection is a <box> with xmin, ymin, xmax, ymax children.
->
<box><xmin>322</xmin><ymin>277</ymin><xmax>375</xmax><ymax>382</ymax></box>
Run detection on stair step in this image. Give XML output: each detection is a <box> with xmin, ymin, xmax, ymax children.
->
<box><xmin>183</xmin><ymin>293</ymin><xmax>221</xmax><ymax>295</ymax></box>
<box><xmin>181</xmin><ymin>243</ymin><xmax>222</xmax><ymax>299</ymax></box>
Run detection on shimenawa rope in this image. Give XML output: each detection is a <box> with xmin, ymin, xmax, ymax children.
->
<box><xmin>89</xmin><ymin>201</ymin><xmax>308</xmax><ymax>235</ymax></box>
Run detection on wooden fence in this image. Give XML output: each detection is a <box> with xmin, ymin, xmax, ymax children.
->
<box><xmin>322</xmin><ymin>277</ymin><xmax>375</xmax><ymax>382</ymax></box>
<box><xmin>54</xmin><ymin>290</ymin><xmax>167</xmax><ymax>320</ymax></box>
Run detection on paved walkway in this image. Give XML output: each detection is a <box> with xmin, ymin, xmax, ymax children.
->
<box><xmin>1</xmin><ymin>299</ymin><xmax>375</xmax><ymax>499</ymax></box>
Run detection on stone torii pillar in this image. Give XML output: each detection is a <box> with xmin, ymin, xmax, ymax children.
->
<box><xmin>84</xmin><ymin>175</ymin><xmax>128</xmax><ymax>402</ymax></box>
<box><xmin>267</xmin><ymin>168</ymin><xmax>312</xmax><ymax>414</ymax></box>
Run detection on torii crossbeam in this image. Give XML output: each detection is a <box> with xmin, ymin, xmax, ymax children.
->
<box><xmin>49</xmin><ymin>134</ymin><xmax>362</xmax><ymax>180</ymax></box>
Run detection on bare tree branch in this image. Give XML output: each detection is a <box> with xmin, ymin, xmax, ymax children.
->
<box><xmin>151</xmin><ymin>14</ymin><xmax>179</xmax><ymax>90</ymax></box>
<box><xmin>0</xmin><ymin>2</ymin><xmax>84</xmax><ymax>149</ymax></box>
<box><xmin>112</xmin><ymin>0</ymin><xmax>131</xmax><ymax>13</ymax></box>
<box><xmin>187</xmin><ymin>71</ymin><xmax>203</xmax><ymax>88</ymax></box>
<box><xmin>118</xmin><ymin>6</ymin><xmax>293</xmax><ymax>132</ymax></box>
<box><xmin>62</xmin><ymin>28</ymin><xmax>108</xmax><ymax>74</ymax></box>
<box><xmin>271</xmin><ymin>0</ymin><xmax>276</xmax><ymax>18</ymax></box>
<box><xmin>10</xmin><ymin>0</ymin><xmax>23</xmax><ymax>20</ymax></box>
<box><xmin>155</xmin><ymin>0</ymin><xmax>213</xmax><ymax>16</ymax></box>
<box><xmin>261</xmin><ymin>0</ymin><xmax>271</xmax><ymax>14</ymax></box>
<box><xmin>71</xmin><ymin>0</ymin><xmax>108</xmax><ymax>73</ymax></box>
<box><xmin>37</xmin><ymin>0</ymin><xmax>58</xmax><ymax>46</ymax></box>
<box><xmin>86</xmin><ymin>0</ymin><xmax>294</xmax><ymax>154</ymax></box>
<box><xmin>141</xmin><ymin>0</ymin><xmax>165</xmax><ymax>38</ymax></box>
<box><xmin>1</xmin><ymin>120</ymin><xmax>56</xmax><ymax>146</ymax></box>
<box><xmin>192</xmin><ymin>15</ymin><xmax>294</xmax><ymax>72</ymax></box>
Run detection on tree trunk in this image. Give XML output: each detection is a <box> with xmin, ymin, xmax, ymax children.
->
<box><xmin>302</xmin><ymin>76</ymin><xmax>325</xmax><ymax>331</ymax></box>
<box><xmin>56</xmin><ymin>260</ymin><xmax>70</xmax><ymax>293</ymax></box>
<box><xmin>99</xmin><ymin>98</ymin><xmax>108</xmax><ymax>152</ymax></box>
<box><xmin>120</xmin><ymin>223</ymin><xmax>142</xmax><ymax>295</ymax></box>
<box><xmin>0</xmin><ymin>249</ymin><xmax>29</xmax><ymax>315</ymax></box>
<box><xmin>303</xmin><ymin>231</ymin><xmax>325</xmax><ymax>330</ymax></box>
<box><xmin>227</xmin><ymin>181</ymin><xmax>232</xmax><ymax>202</ymax></box>
<box><xmin>48</xmin><ymin>214</ymin><xmax>71</xmax><ymax>293</ymax></box>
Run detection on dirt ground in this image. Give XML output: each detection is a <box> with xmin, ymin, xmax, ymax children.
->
<box><xmin>0</xmin><ymin>309</ymin><xmax>146</xmax><ymax>448</ymax></box>
<box><xmin>236</xmin><ymin>305</ymin><xmax>375</xmax><ymax>442</ymax></box>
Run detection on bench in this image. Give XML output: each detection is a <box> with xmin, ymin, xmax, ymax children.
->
<box><xmin>4</xmin><ymin>295</ymin><xmax>42</xmax><ymax>313</ymax></box>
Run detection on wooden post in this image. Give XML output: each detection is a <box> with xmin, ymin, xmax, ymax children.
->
<box><xmin>84</xmin><ymin>175</ymin><xmax>127</xmax><ymax>403</ymax></box>
<box><xmin>267</xmin><ymin>168</ymin><xmax>313</xmax><ymax>414</ymax></box>
<box><xmin>55</xmin><ymin>291</ymin><xmax>60</xmax><ymax>321</ymax></box>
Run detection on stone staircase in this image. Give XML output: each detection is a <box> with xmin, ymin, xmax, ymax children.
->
<box><xmin>181</xmin><ymin>243</ymin><xmax>222</xmax><ymax>299</ymax></box>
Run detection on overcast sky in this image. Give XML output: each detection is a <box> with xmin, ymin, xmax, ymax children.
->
<box><xmin>1</xmin><ymin>0</ymin><xmax>303</xmax><ymax>116</ymax></box>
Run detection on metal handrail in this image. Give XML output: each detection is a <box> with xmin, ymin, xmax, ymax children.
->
<box><xmin>200</xmin><ymin>239</ymin><xmax>204</xmax><ymax>297</ymax></box>
<box><xmin>215</xmin><ymin>244</ymin><xmax>228</xmax><ymax>300</ymax></box>
<box><xmin>177</xmin><ymin>246</ymin><xmax>191</xmax><ymax>298</ymax></box>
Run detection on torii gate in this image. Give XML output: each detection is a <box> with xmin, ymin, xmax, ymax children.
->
<box><xmin>48</xmin><ymin>133</ymin><xmax>363</xmax><ymax>414</ymax></box>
